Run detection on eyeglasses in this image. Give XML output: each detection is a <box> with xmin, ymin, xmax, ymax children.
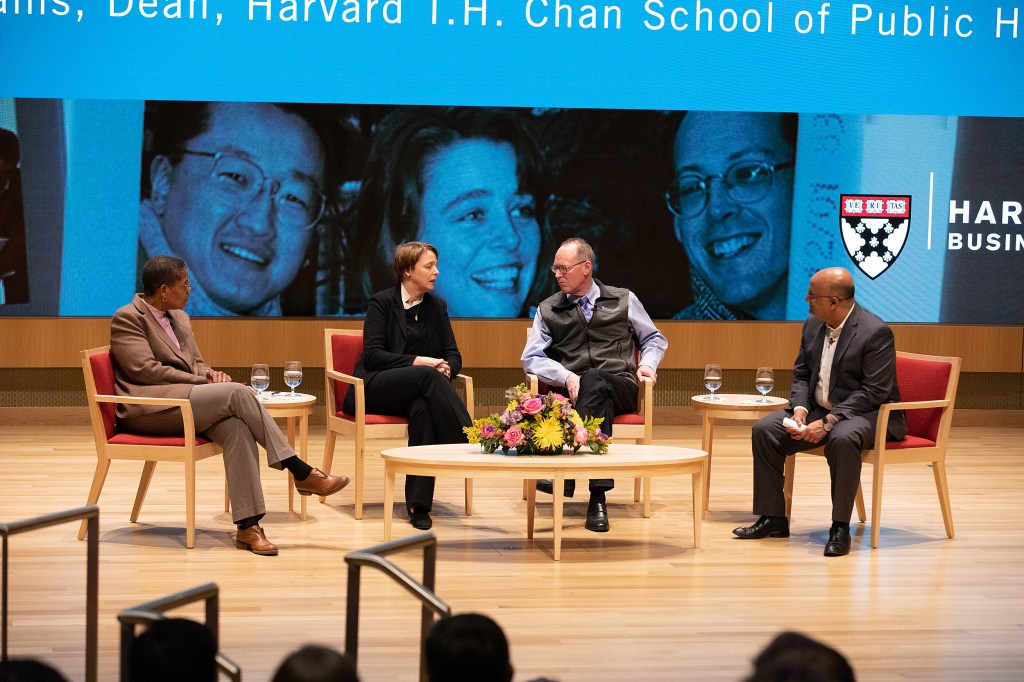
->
<box><xmin>175</xmin><ymin>150</ymin><xmax>325</xmax><ymax>231</ymax></box>
<box><xmin>549</xmin><ymin>260</ymin><xmax>588</xmax><ymax>276</ymax></box>
<box><xmin>666</xmin><ymin>159</ymin><xmax>795</xmax><ymax>219</ymax></box>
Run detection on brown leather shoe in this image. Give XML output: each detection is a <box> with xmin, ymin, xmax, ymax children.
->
<box><xmin>295</xmin><ymin>468</ymin><xmax>350</xmax><ymax>497</ymax></box>
<box><xmin>235</xmin><ymin>525</ymin><xmax>278</xmax><ymax>556</ymax></box>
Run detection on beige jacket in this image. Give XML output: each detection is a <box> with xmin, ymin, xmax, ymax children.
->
<box><xmin>109</xmin><ymin>294</ymin><xmax>212</xmax><ymax>419</ymax></box>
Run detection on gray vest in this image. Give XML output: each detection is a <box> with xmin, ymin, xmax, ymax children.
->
<box><xmin>538</xmin><ymin>281</ymin><xmax>637</xmax><ymax>379</ymax></box>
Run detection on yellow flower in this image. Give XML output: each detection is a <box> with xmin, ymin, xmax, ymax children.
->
<box><xmin>531</xmin><ymin>416</ymin><xmax>565</xmax><ymax>450</ymax></box>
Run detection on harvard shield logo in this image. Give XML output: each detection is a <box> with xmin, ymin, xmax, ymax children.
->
<box><xmin>839</xmin><ymin>194</ymin><xmax>911</xmax><ymax>279</ymax></box>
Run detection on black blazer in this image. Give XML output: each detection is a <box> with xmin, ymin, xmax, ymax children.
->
<box><xmin>790</xmin><ymin>304</ymin><xmax>908</xmax><ymax>440</ymax></box>
<box><xmin>342</xmin><ymin>286</ymin><xmax>463</xmax><ymax>414</ymax></box>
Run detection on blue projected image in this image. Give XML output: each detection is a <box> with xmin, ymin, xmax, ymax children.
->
<box><xmin>3</xmin><ymin>99</ymin><xmax>1019</xmax><ymax>322</ymax></box>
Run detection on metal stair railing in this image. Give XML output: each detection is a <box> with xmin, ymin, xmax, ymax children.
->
<box><xmin>117</xmin><ymin>583</ymin><xmax>240</xmax><ymax>681</ymax></box>
<box><xmin>1</xmin><ymin>505</ymin><xmax>100</xmax><ymax>682</ymax></box>
<box><xmin>344</xmin><ymin>532</ymin><xmax>450</xmax><ymax>682</ymax></box>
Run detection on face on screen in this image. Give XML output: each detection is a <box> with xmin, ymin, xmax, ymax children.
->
<box><xmin>416</xmin><ymin>138</ymin><xmax>540</xmax><ymax>317</ymax></box>
<box><xmin>673</xmin><ymin>111</ymin><xmax>794</xmax><ymax>319</ymax></box>
<box><xmin>151</xmin><ymin>102</ymin><xmax>325</xmax><ymax>314</ymax></box>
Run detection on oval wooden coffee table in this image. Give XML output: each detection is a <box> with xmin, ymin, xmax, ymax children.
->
<box><xmin>380</xmin><ymin>443</ymin><xmax>707</xmax><ymax>561</ymax></box>
<box><xmin>691</xmin><ymin>393</ymin><xmax>789</xmax><ymax>512</ymax></box>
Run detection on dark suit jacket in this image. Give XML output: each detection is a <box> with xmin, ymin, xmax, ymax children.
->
<box><xmin>109</xmin><ymin>294</ymin><xmax>211</xmax><ymax>419</ymax></box>
<box><xmin>342</xmin><ymin>286</ymin><xmax>463</xmax><ymax>414</ymax></box>
<box><xmin>790</xmin><ymin>304</ymin><xmax>908</xmax><ymax>440</ymax></box>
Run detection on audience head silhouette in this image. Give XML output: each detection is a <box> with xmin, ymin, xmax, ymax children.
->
<box><xmin>746</xmin><ymin>631</ymin><xmax>855</xmax><ymax>682</ymax></box>
<box><xmin>128</xmin><ymin>617</ymin><xmax>217</xmax><ymax>682</ymax></box>
<box><xmin>272</xmin><ymin>644</ymin><xmax>359</xmax><ymax>682</ymax></box>
<box><xmin>426</xmin><ymin>613</ymin><xmax>513</xmax><ymax>682</ymax></box>
<box><xmin>0</xmin><ymin>659</ymin><xmax>68</xmax><ymax>682</ymax></box>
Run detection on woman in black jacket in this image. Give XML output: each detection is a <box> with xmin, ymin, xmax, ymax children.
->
<box><xmin>343</xmin><ymin>242</ymin><xmax>472</xmax><ymax>530</ymax></box>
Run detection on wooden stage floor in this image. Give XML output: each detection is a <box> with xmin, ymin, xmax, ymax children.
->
<box><xmin>1</xmin><ymin>424</ymin><xmax>1022</xmax><ymax>681</ymax></box>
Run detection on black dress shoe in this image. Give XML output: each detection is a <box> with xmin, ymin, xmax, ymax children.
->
<box><xmin>824</xmin><ymin>525</ymin><xmax>851</xmax><ymax>556</ymax></box>
<box><xmin>733</xmin><ymin>515</ymin><xmax>790</xmax><ymax>539</ymax></box>
<box><xmin>585</xmin><ymin>500</ymin><xmax>610</xmax><ymax>532</ymax></box>
<box><xmin>408</xmin><ymin>508</ymin><xmax>432</xmax><ymax>531</ymax></box>
<box><xmin>536</xmin><ymin>479</ymin><xmax>575</xmax><ymax>498</ymax></box>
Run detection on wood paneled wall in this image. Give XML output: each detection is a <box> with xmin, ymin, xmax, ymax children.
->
<box><xmin>1</xmin><ymin>318</ymin><xmax>1021</xmax><ymax>372</ymax></box>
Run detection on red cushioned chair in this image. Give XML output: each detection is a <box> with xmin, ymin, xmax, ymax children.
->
<box><xmin>525</xmin><ymin>334</ymin><xmax>656</xmax><ymax>514</ymax></box>
<box><xmin>77</xmin><ymin>347</ymin><xmax>224</xmax><ymax>549</ymax></box>
<box><xmin>321</xmin><ymin>329</ymin><xmax>475</xmax><ymax>520</ymax></box>
<box><xmin>783</xmin><ymin>351</ymin><xmax>961</xmax><ymax>548</ymax></box>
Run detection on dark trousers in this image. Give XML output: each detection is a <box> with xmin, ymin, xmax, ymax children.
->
<box><xmin>573</xmin><ymin>368</ymin><xmax>639</xmax><ymax>493</ymax></box>
<box><xmin>364</xmin><ymin>365</ymin><xmax>472</xmax><ymax>512</ymax></box>
<box><xmin>751</xmin><ymin>407</ymin><xmax>878</xmax><ymax>523</ymax></box>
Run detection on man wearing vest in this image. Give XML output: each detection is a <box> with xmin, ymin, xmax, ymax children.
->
<box><xmin>522</xmin><ymin>238</ymin><xmax>668</xmax><ymax>532</ymax></box>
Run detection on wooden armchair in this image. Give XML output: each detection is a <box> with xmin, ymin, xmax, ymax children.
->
<box><xmin>78</xmin><ymin>347</ymin><xmax>224</xmax><ymax>549</ymax></box>
<box><xmin>321</xmin><ymin>329</ymin><xmax>475</xmax><ymax>520</ymax></box>
<box><xmin>783</xmin><ymin>351</ymin><xmax>961</xmax><ymax>548</ymax></box>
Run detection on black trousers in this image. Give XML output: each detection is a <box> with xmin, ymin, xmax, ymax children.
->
<box><xmin>364</xmin><ymin>365</ymin><xmax>472</xmax><ymax>512</ymax></box>
<box><xmin>751</xmin><ymin>407</ymin><xmax>878</xmax><ymax>523</ymax></box>
<box><xmin>573</xmin><ymin>368</ymin><xmax>639</xmax><ymax>492</ymax></box>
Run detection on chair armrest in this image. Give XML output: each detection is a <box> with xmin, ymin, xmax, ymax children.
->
<box><xmin>885</xmin><ymin>399</ymin><xmax>950</xmax><ymax>411</ymax></box>
<box><xmin>325</xmin><ymin>368</ymin><xmax>362</xmax><ymax>387</ymax></box>
<box><xmin>637</xmin><ymin>375</ymin><xmax>654</xmax><ymax>423</ymax></box>
<box><xmin>454</xmin><ymin>373</ymin><xmax>475</xmax><ymax>418</ymax></box>
<box><xmin>872</xmin><ymin>399</ymin><xmax>952</xmax><ymax>450</ymax></box>
<box><xmin>525</xmin><ymin>372</ymin><xmax>539</xmax><ymax>395</ymax></box>
<box><xmin>93</xmin><ymin>395</ymin><xmax>200</xmax><ymax>443</ymax></box>
<box><xmin>325</xmin><ymin>368</ymin><xmax>365</xmax><ymax>419</ymax></box>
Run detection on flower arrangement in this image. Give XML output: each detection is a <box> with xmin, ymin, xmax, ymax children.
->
<box><xmin>464</xmin><ymin>384</ymin><xmax>611</xmax><ymax>455</ymax></box>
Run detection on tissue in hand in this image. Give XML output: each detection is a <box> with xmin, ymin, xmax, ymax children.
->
<box><xmin>782</xmin><ymin>417</ymin><xmax>806</xmax><ymax>432</ymax></box>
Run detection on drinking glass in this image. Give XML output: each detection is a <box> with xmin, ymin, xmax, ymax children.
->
<box><xmin>703</xmin><ymin>363</ymin><xmax>723</xmax><ymax>401</ymax></box>
<box><xmin>250</xmin><ymin>363</ymin><xmax>270</xmax><ymax>401</ymax></box>
<box><xmin>283</xmin><ymin>360</ymin><xmax>303</xmax><ymax>396</ymax></box>
<box><xmin>755</xmin><ymin>367</ymin><xmax>775</xmax><ymax>403</ymax></box>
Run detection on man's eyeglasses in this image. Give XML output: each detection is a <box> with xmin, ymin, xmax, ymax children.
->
<box><xmin>549</xmin><ymin>260</ymin><xmax>588</xmax><ymax>276</ymax></box>
<box><xmin>175</xmin><ymin>150</ymin><xmax>325</xmax><ymax>231</ymax></box>
<box><xmin>666</xmin><ymin>159</ymin><xmax>795</xmax><ymax>219</ymax></box>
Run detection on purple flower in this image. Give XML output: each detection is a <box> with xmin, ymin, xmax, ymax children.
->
<box><xmin>481</xmin><ymin>424</ymin><xmax>496</xmax><ymax>437</ymax></box>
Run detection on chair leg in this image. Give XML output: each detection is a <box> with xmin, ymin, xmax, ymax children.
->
<box><xmin>130</xmin><ymin>461</ymin><xmax>157</xmax><ymax>523</ymax></box>
<box><xmin>522</xmin><ymin>480</ymin><xmax>529</xmax><ymax>501</ymax></box>
<box><xmin>319</xmin><ymin>429</ymin><xmax>337</xmax><ymax>504</ymax></box>
<box><xmin>185</xmin><ymin>459</ymin><xmax>196</xmax><ymax>549</ymax></box>
<box><xmin>783</xmin><ymin>455</ymin><xmax>796</xmax><ymax>521</ymax></box>
<box><xmin>465</xmin><ymin>479</ymin><xmax>473</xmax><ymax>516</ymax></box>
<box><xmin>642</xmin><ymin>477</ymin><xmax>652</xmax><ymax>518</ymax></box>
<box><xmin>933</xmin><ymin>461</ymin><xmax>955</xmax><ymax>539</ymax></box>
<box><xmin>633</xmin><ymin>477</ymin><xmax>641</xmax><ymax>503</ymax></box>
<box><xmin>353</xmin><ymin>433</ymin><xmax>365</xmax><ymax>520</ymax></box>
<box><xmin>78</xmin><ymin>459</ymin><xmax>111</xmax><ymax>540</ymax></box>
<box><xmin>870</xmin><ymin>461</ymin><xmax>885</xmax><ymax>549</ymax></box>
<box><xmin>854</xmin><ymin>483</ymin><xmax>866</xmax><ymax>524</ymax></box>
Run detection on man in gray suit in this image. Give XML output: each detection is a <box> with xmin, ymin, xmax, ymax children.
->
<box><xmin>733</xmin><ymin>267</ymin><xmax>907</xmax><ymax>556</ymax></box>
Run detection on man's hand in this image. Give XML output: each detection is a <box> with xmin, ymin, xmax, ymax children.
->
<box><xmin>206</xmin><ymin>370</ymin><xmax>232</xmax><ymax>383</ymax></box>
<box><xmin>414</xmin><ymin>356</ymin><xmax>450</xmax><ymax>377</ymax></box>
<box><xmin>801</xmin><ymin>419</ymin><xmax>828</xmax><ymax>443</ymax></box>
<box><xmin>565</xmin><ymin>372</ymin><xmax>581</xmax><ymax>403</ymax></box>
<box><xmin>637</xmin><ymin>364</ymin><xmax>657</xmax><ymax>384</ymax></box>
<box><xmin>785</xmin><ymin>407</ymin><xmax>808</xmax><ymax>439</ymax></box>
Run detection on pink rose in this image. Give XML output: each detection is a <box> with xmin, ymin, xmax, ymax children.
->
<box><xmin>521</xmin><ymin>397</ymin><xmax>544</xmax><ymax>415</ymax></box>
<box><xmin>481</xmin><ymin>424</ymin><xmax>496</xmax><ymax>438</ymax></box>
<box><xmin>504</xmin><ymin>425</ymin><xmax>525</xmax><ymax>448</ymax></box>
<box><xmin>574</xmin><ymin>425</ymin><xmax>589</xmax><ymax>446</ymax></box>
<box><xmin>549</xmin><ymin>392</ymin><xmax>568</xmax><ymax>404</ymax></box>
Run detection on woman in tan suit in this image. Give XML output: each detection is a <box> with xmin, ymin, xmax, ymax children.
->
<box><xmin>110</xmin><ymin>255</ymin><xmax>350</xmax><ymax>556</ymax></box>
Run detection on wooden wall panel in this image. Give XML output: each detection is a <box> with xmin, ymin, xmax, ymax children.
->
<box><xmin>2</xmin><ymin>318</ymin><xmax>1022</xmax><ymax>372</ymax></box>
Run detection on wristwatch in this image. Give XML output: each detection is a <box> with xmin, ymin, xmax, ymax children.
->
<box><xmin>823</xmin><ymin>416</ymin><xmax>835</xmax><ymax>432</ymax></box>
